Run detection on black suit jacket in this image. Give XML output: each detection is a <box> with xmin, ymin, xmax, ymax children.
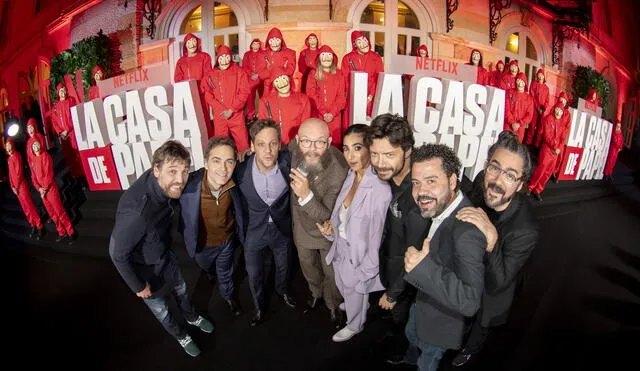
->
<box><xmin>178</xmin><ymin>168</ymin><xmax>245</xmax><ymax>258</ymax></box>
<box><xmin>404</xmin><ymin>195</ymin><xmax>486</xmax><ymax>349</ymax></box>
<box><xmin>234</xmin><ymin>151</ymin><xmax>292</xmax><ymax>245</ymax></box>
<box><xmin>469</xmin><ymin>173</ymin><xmax>539</xmax><ymax>327</ymax></box>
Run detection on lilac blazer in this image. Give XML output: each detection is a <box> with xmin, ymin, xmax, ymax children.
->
<box><xmin>325</xmin><ymin>165</ymin><xmax>392</xmax><ymax>294</ymax></box>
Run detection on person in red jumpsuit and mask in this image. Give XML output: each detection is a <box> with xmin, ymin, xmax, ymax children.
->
<box><xmin>489</xmin><ymin>60</ymin><xmax>505</xmax><ymax>87</ymax></box>
<box><xmin>341</xmin><ymin>30</ymin><xmax>384</xmax><ymax>127</ymax></box>
<box><xmin>174</xmin><ymin>33</ymin><xmax>213</xmax><ymax>136</ymax></box>
<box><xmin>469</xmin><ymin>49</ymin><xmax>489</xmax><ymax>85</ymax></box>
<box><xmin>505</xmin><ymin>72</ymin><xmax>534</xmax><ymax>142</ymax></box>
<box><xmin>603</xmin><ymin>122</ymin><xmax>624</xmax><ymax>181</ymax></box>
<box><xmin>528</xmin><ymin>102</ymin><xmax>567</xmax><ymax>201</ymax></box>
<box><xmin>499</xmin><ymin>60</ymin><xmax>520</xmax><ymax>91</ymax></box>
<box><xmin>305</xmin><ymin>45</ymin><xmax>346</xmax><ymax>148</ymax></box>
<box><xmin>242</xmin><ymin>38</ymin><xmax>264</xmax><ymax>119</ymax></box>
<box><xmin>6</xmin><ymin>138</ymin><xmax>44</xmax><ymax>239</ymax></box>
<box><xmin>299</xmin><ymin>33</ymin><xmax>320</xmax><ymax>94</ymax></box>
<box><xmin>29</xmin><ymin>137</ymin><xmax>76</xmax><ymax>244</ymax></box>
<box><xmin>552</xmin><ymin>92</ymin><xmax>572</xmax><ymax>179</ymax></box>
<box><xmin>257</xmin><ymin>28</ymin><xmax>296</xmax><ymax>96</ymax></box>
<box><xmin>527</xmin><ymin>67</ymin><xmax>550</xmax><ymax>146</ymax></box>
<box><xmin>88</xmin><ymin>66</ymin><xmax>104</xmax><ymax>100</ymax></box>
<box><xmin>203</xmin><ymin>45</ymin><xmax>251</xmax><ymax>152</ymax></box>
<box><xmin>26</xmin><ymin>118</ymin><xmax>45</xmax><ymax>167</ymax></box>
<box><xmin>52</xmin><ymin>83</ymin><xmax>85</xmax><ymax>178</ymax></box>
<box><xmin>258</xmin><ymin>67</ymin><xmax>311</xmax><ymax>144</ymax></box>
<box><xmin>585</xmin><ymin>88</ymin><xmax>600</xmax><ymax>112</ymax></box>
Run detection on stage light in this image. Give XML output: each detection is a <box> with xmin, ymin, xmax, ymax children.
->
<box><xmin>7</xmin><ymin>123</ymin><xmax>20</xmax><ymax>137</ymax></box>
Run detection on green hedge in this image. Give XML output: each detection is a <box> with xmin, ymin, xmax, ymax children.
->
<box><xmin>49</xmin><ymin>29</ymin><xmax>120</xmax><ymax>103</ymax></box>
<box><xmin>571</xmin><ymin>65</ymin><xmax>612</xmax><ymax>120</ymax></box>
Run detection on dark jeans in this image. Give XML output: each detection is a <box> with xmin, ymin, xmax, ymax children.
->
<box><xmin>381</xmin><ymin>288</ymin><xmax>416</xmax><ymax>357</ymax></box>
<box><xmin>464</xmin><ymin>316</ymin><xmax>491</xmax><ymax>353</ymax></box>
<box><xmin>244</xmin><ymin>223</ymin><xmax>291</xmax><ymax>310</ymax></box>
<box><xmin>194</xmin><ymin>239</ymin><xmax>235</xmax><ymax>301</ymax></box>
<box><xmin>404</xmin><ymin>303</ymin><xmax>447</xmax><ymax>371</ymax></box>
<box><xmin>142</xmin><ymin>259</ymin><xmax>198</xmax><ymax>340</ymax></box>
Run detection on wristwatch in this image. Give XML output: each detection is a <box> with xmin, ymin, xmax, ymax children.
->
<box><xmin>386</xmin><ymin>295</ymin><xmax>397</xmax><ymax>303</ymax></box>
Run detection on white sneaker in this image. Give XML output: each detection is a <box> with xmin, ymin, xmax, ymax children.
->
<box><xmin>332</xmin><ymin>326</ymin><xmax>361</xmax><ymax>342</ymax></box>
<box><xmin>178</xmin><ymin>334</ymin><xmax>201</xmax><ymax>357</ymax></box>
<box><xmin>338</xmin><ymin>302</ymin><xmax>369</xmax><ymax>311</ymax></box>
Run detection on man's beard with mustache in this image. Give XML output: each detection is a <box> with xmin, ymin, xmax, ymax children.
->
<box><xmin>295</xmin><ymin>145</ymin><xmax>329</xmax><ymax>178</ymax></box>
<box><xmin>416</xmin><ymin>194</ymin><xmax>447</xmax><ymax>218</ymax></box>
<box><xmin>483</xmin><ymin>182</ymin><xmax>513</xmax><ymax>208</ymax></box>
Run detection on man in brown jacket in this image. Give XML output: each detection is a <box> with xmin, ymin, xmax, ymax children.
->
<box><xmin>289</xmin><ymin>118</ymin><xmax>348</xmax><ymax>328</ymax></box>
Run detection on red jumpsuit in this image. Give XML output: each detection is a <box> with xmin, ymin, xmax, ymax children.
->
<box><xmin>26</xmin><ymin>118</ymin><xmax>46</xmax><ymax>168</ymax></box>
<box><xmin>6</xmin><ymin>139</ymin><xmax>42</xmax><ymax>230</ymax></box>
<box><xmin>257</xmin><ymin>28</ymin><xmax>297</xmax><ymax>96</ymax></box>
<box><xmin>242</xmin><ymin>38</ymin><xmax>264</xmax><ymax>118</ymax></box>
<box><xmin>298</xmin><ymin>33</ymin><xmax>320</xmax><ymax>94</ymax></box>
<box><xmin>52</xmin><ymin>93</ymin><xmax>85</xmax><ymax>178</ymax></box>
<box><xmin>489</xmin><ymin>60</ymin><xmax>505</xmax><ymax>87</ymax></box>
<box><xmin>29</xmin><ymin>140</ymin><xmax>75</xmax><ymax>237</ymax></box>
<box><xmin>469</xmin><ymin>49</ymin><xmax>489</xmax><ymax>85</ymax></box>
<box><xmin>603</xmin><ymin>128</ymin><xmax>624</xmax><ymax>176</ymax></box>
<box><xmin>174</xmin><ymin>33</ymin><xmax>214</xmax><ymax>137</ymax></box>
<box><xmin>528</xmin><ymin>69</ymin><xmax>550</xmax><ymax>146</ymax></box>
<box><xmin>499</xmin><ymin>60</ymin><xmax>520</xmax><ymax>91</ymax></box>
<box><xmin>553</xmin><ymin>94</ymin><xmax>572</xmax><ymax>175</ymax></box>
<box><xmin>258</xmin><ymin>90</ymin><xmax>311</xmax><ymax>144</ymax></box>
<box><xmin>203</xmin><ymin>46</ymin><xmax>251</xmax><ymax>152</ymax></box>
<box><xmin>305</xmin><ymin>46</ymin><xmax>346</xmax><ymax>148</ymax></box>
<box><xmin>529</xmin><ymin>111</ymin><xmax>565</xmax><ymax>194</ymax></box>
<box><xmin>505</xmin><ymin>88</ymin><xmax>534</xmax><ymax>142</ymax></box>
<box><xmin>341</xmin><ymin>31</ymin><xmax>384</xmax><ymax>128</ymax></box>
<box><xmin>88</xmin><ymin>65</ymin><xmax>103</xmax><ymax>100</ymax></box>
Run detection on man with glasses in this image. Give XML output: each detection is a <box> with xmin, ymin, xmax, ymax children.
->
<box><xmin>451</xmin><ymin>130</ymin><xmax>539</xmax><ymax>367</ymax></box>
<box><xmin>289</xmin><ymin>118</ymin><xmax>348</xmax><ymax>328</ymax></box>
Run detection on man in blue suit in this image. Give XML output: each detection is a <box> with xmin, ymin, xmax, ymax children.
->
<box><xmin>179</xmin><ymin>136</ymin><xmax>244</xmax><ymax>316</ymax></box>
<box><xmin>235</xmin><ymin>119</ymin><xmax>297</xmax><ymax>326</ymax></box>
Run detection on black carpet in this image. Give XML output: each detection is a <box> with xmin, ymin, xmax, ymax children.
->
<box><xmin>2</xmin><ymin>158</ymin><xmax>640</xmax><ymax>371</ymax></box>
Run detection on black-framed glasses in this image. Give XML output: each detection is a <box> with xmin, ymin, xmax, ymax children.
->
<box><xmin>485</xmin><ymin>163</ymin><xmax>522</xmax><ymax>185</ymax></box>
<box><xmin>299</xmin><ymin>138</ymin><xmax>328</xmax><ymax>149</ymax></box>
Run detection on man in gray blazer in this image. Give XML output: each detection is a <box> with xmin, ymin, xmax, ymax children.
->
<box><xmin>289</xmin><ymin>118</ymin><xmax>348</xmax><ymax>328</ymax></box>
<box><xmin>402</xmin><ymin>144</ymin><xmax>487</xmax><ymax>371</ymax></box>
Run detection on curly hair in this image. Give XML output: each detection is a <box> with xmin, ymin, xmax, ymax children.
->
<box><xmin>152</xmin><ymin>140</ymin><xmax>191</xmax><ymax>169</ymax></box>
<box><xmin>487</xmin><ymin>130</ymin><xmax>533</xmax><ymax>182</ymax></box>
<box><xmin>411</xmin><ymin>143</ymin><xmax>461</xmax><ymax>188</ymax></box>
<box><xmin>365</xmin><ymin>113</ymin><xmax>415</xmax><ymax>152</ymax></box>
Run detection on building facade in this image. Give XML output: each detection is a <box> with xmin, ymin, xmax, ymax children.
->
<box><xmin>1</xmin><ymin>0</ymin><xmax>639</xmax><ymax>139</ymax></box>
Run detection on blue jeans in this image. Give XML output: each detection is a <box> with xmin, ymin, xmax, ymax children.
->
<box><xmin>404</xmin><ymin>303</ymin><xmax>447</xmax><ymax>371</ymax></box>
<box><xmin>143</xmin><ymin>259</ymin><xmax>198</xmax><ymax>340</ymax></box>
<box><xmin>194</xmin><ymin>239</ymin><xmax>235</xmax><ymax>301</ymax></box>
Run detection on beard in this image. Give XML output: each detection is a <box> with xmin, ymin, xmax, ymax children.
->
<box><xmin>483</xmin><ymin>182</ymin><xmax>514</xmax><ymax>209</ymax></box>
<box><xmin>161</xmin><ymin>182</ymin><xmax>185</xmax><ymax>199</ymax></box>
<box><xmin>295</xmin><ymin>145</ymin><xmax>329</xmax><ymax>178</ymax></box>
<box><xmin>416</xmin><ymin>193</ymin><xmax>449</xmax><ymax>219</ymax></box>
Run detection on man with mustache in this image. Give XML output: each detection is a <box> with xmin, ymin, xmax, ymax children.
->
<box><xmin>179</xmin><ymin>137</ymin><xmax>244</xmax><ymax>317</ymax></box>
<box><xmin>451</xmin><ymin>130</ymin><xmax>539</xmax><ymax>367</ymax></box>
<box><xmin>367</xmin><ymin>113</ymin><xmax>430</xmax><ymax>364</ymax></box>
<box><xmin>109</xmin><ymin>141</ymin><xmax>213</xmax><ymax>357</ymax></box>
<box><xmin>289</xmin><ymin>118</ymin><xmax>348</xmax><ymax>328</ymax></box>
<box><xmin>402</xmin><ymin>144</ymin><xmax>486</xmax><ymax>371</ymax></box>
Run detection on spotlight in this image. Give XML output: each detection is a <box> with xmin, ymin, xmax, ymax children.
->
<box><xmin>7</xmin><ymin>123</ymin><xmax>19</xmax><ymax>137</ymax></box>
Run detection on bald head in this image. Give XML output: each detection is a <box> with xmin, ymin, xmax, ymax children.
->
<box><xmin>297</xmin><ymin>118</ymin><xmax>330</xmax><ymax>139</ymax></box>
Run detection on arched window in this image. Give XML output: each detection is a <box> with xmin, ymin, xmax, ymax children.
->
<box><xmin>502</xmin><ymin>28</ymin><xmax>543</xmax><ymax>84</ymax></box>
<box><xmin>170</xmin><ymin>1</ymin><xmax>245</xmax><ymax>81</ymax></box>
<box><xmin>352</xmin><ymin>0</ymin><xmax>433</xmax><ymax>69</ymax></box>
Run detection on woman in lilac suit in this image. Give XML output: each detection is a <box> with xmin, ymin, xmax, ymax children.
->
<box><xmin>317</xmin><ymin>124</ymin><xmax>392</xmax><ymax>342</ymax></box>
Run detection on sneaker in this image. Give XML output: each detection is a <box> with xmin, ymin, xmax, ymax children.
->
<box><xmin>451</xmin><ymin>348</ymin><xmax>477</xmax><ymax>367</ymax></box>
<box><xmin>187</xmin><ymin>315</ymin><xmax>214</xmax><ymax>333</ymax></box>
<box><xmin>331</xmin><ymin>326</ymin><xmax>361</xmax><ymax>342</ymax></box>
<box><xmin>178</xmin><ymin>335</ymin><xmax>200</xmax><ymax>357</ymax></box>
<box><xmin>55</xmin><ymin>235</ymin><xmax>67</xmax><ymax>243</ymax></box>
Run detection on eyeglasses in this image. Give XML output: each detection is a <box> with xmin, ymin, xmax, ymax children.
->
<box><xmin>299</xmin><ymin>138</ymin><xmax>328</xmax><ymax>149</ymax></box>
<box><xmin>485</xmin><ymin>163</ymin><xmax>522</xmax><ymax>185</ymax></box>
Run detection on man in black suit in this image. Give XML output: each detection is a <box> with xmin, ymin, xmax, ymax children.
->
<box><xmin>403</xmin><ymin>144</ymin><xmax>486</xmax><ymax>371</ymax></box>
<box><xmin>235</xmin><ymin>119</ymin><xmax>296</xmax><ymax>326</ymax></box>
<box><xmin>179</xmin><ymin>136</ymin><xmax>244</xmax><ymax>316</ymax></box>
<box><xmin>451</xmin><ymin>130</ymin><xmax>539</xmax><ymax>367</ymax></box>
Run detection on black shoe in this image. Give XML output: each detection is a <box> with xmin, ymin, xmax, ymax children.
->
<box><xmin>329</xmin><ymin>308</ymin><xmax>344</xmax><ymax>329</ymax></box>
<box><xmin>451</xmin><ymin>348</ymin><xmax>477</xmax><ymax>367</ymax></box>
<box><xmin>55</xmin><ymin>235</ymin><xmax>67</xmax><ymax>243</ymax></box>
<box><xmin>67</xmin><ymin>233</ymin><xmax>77</xmax><ymax>245</ymax></box>
<box><xmin>249</xmin><ymin>310</ymin><xmax>264</xmax><ymax>327</ymax></box>
<box><xmin>303</xmin><ymin>296</ymin><xmax>322</xmax><ymax>314</ymax></box>
<box><xmin>226</xmin><ymin>299</ymin><xmax>242</xmax><ymax>316</ymax></box>
<box><xmin>33</xmin><ymin>228</ymin><xmax>43</xmax><ymax>240</ymax></box>
<box><xmin>384</xmin><ymin>353</ymin><xmax>408</xmax><ymax>365</ymax></box>
<box><xmin>281</xmin><ymin>294</ymin><xmax>297</xmax><ymax>309</ymax></box>
<box><xmin>28</xmin><ymin>226</ymin><xmax>36</xmax><ymax>239</ymax></box>
<box><xmin>532</xmin><ymin>192</ymin><xmax>543</xmax><ymax>202</ymax></box>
